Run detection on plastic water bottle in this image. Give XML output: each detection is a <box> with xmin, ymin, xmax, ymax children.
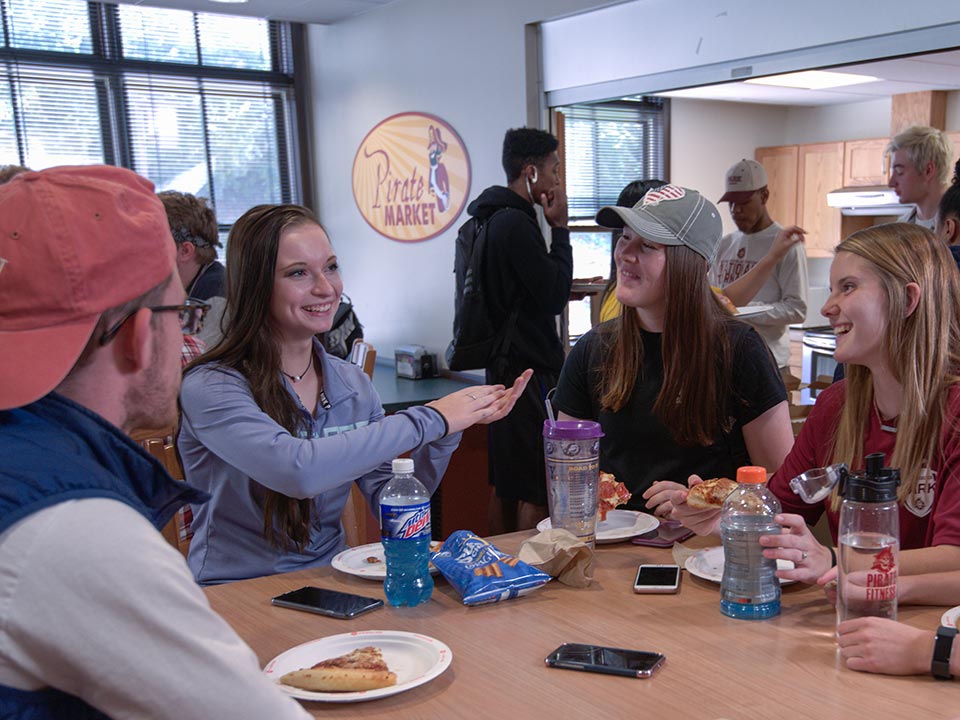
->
<box><xmin>380</xmin><ymin>458</ymin><xmax>433</xmax><ymax>607</ymax></box>
<box><xmin>837</xmin><ymin>453</ymin><xmax>900</xmax><ymax>623</ymax></box>
<box><xmin>720</xmin><ymin>466</ymin><xmax>782</xmax><ymax>620</ymax></box>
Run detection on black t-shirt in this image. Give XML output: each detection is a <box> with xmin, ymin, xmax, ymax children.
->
<box><xmin>552</xmin><ymin>320</ymin><xmax>785</xmax><ymax>508</ymax></box>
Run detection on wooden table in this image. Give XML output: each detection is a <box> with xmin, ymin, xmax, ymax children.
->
<box><xmin>205</xmin><ymin>533</ymin><xmax>955</xmax><ymax>719</ymax></box>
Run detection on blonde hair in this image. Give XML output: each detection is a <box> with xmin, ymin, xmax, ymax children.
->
<box><xmin>830</xmin><ymin>223</ymin><xmax>960</xmax><ymax>509</ymax></box>
<box><xmin>886</xmin><ymin>125</ymin><xmax>953</xmax><ymax>186</ymax></box>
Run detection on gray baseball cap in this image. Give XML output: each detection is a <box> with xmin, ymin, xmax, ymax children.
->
<box><xmin>595</xmin><ymin>184</ymin><xmax>722</xmax><ymax>264</ymax></box>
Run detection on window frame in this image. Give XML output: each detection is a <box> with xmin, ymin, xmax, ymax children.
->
<box><xmin>0</xmin><ymin>0</ymin><xmax>311</xmax><ymax>232</ymax></box>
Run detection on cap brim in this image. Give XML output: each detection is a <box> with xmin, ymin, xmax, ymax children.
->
<box><xmin>0</xmin><ymin>317</ymin><xmax>97</xmax><ymax>411</ymax></box>
<box><xmin>595</xmin><ymin>205</ymin><xmax>685</xmax><ymax>246</ymax></box>
<box><xmin>718</xmin><ymin>190</ymin><xmax>756</xmax><ymax>204</ymax></box>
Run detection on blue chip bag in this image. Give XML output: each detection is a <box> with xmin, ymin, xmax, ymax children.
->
<box><xmin>430</xmin><ymin>530</ymin><xmax>551</xmax><ymax>605</ymax></box>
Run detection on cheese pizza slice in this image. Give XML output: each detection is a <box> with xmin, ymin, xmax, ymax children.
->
<box><xmin>279</xmin><ymin>646</ymin><xmax>398</xmax><ymax>692</ymax></box>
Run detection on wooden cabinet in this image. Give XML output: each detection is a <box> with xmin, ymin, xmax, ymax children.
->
<box><xmin>797</xmin><ymin>143</ymin><xmax>843</xmax><ymax>257</ymax></box>
<box><xmin>755</xmin><ymin>145</ymin><xmax>798</xmax><ymax>227</ymax></box>
<box><xmin>842</xmin><ymin>138</ymin><xmax>890</xmax><ymax>187</ymax></box>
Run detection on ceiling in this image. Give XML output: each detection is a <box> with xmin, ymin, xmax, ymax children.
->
<box><xmin>113</xmin><ymin>1</ymin><xmax>960</xmax><ymax>107</ymax></box>
<box><xmin>111</xmin><ymin>0</ymin><xmax>399</xmax><ymax>24</ymax></box>
<box><xmin>658</xmin><ymin>49</ymin><xmax>960</xmax><ymax>106</ymax></box>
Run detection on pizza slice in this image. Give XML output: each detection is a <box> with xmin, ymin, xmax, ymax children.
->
<box><xmin>598</xmin><ymin>472</ymin><xmax>632</xmax><ymax>522</ymax></box>
<box><xmin>279</xmin><ymin>646</ymin><xmax>398</xmax><ymax>692</ymax></box>
<box><xmin>686</xmin><ymin>477</ymin><xmax>738</xmax><ymax>509</ymax></box>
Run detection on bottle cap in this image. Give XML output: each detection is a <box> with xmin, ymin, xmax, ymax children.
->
<box><xmin>736</xmin><ymin>466</ymin><xmax>767</xmax><ymax>484</ymax></box>
<box><xmin>841</xmin><ymin>452</ymin><xmax>899</xmax><ymax>503</ymax></box>
<box><xmin>392</xmin><ymin>458</ymin><xmax>414</xmax><ymax>474</ymax></box>
<box><xmin>542</xmin><ymin>419</ymin><xmax>603</xmax><ymax>440</ymax></box>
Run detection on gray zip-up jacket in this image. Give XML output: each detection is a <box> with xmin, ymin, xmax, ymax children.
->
<box><xmin>178</xmin><ymin>340</ymin><xmax>459</xmax><ymax>585</ymax></box>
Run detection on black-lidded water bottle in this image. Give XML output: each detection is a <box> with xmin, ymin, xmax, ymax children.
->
<box><xmin>837</xmin><ymin>453</ymin><xmax>900</xmax><ymax>622</ymax></box>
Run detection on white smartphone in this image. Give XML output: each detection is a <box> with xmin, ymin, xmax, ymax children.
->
<box><xmin>633</xmin><ymin>564</ymin><xmax>681</xmax><ymax>594</ymax></box>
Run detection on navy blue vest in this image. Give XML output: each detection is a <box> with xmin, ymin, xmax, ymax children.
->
<box><xmin>0</xmin><ymin>394</ymin><xmax>209</xmax><ymax>719</ymax></box>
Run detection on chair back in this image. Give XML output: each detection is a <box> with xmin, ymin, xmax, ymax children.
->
<box><xmin>343</xmin><ymin>340</ymin><xmax>377</xmax><ymax>546</ymax></box>
<box><xmin>135</xmin><ymin>427</ymin><xmax>192</xmax><ymax>557</ymax></box>
<box><xmin>350</xmin><ymin>339</ymin><xmax>377</xmax><ymax>380</ymax></box>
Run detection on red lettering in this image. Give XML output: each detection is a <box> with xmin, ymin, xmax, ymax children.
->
<box><xmin>404</xmin><ymin>204</ymin><xmax>412</xmax><ymax>224</ymax></box>
<box><xmin>410</xmin><ymin>203</ymin><xmax>421</xmax><ymax>224</ymax></box>
<box><xmin>394</xmin><ymin>204</ymin><xmax>405</xmax><ymax>225</ymax></box>
<box><xmin>384</xmin><ymin>205</ymin><xmax>395</xmax><ymax>225</ymax></box>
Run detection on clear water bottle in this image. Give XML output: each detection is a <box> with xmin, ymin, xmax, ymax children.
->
<box><xmin>380</xmin><ymin>458</ymin><xmax>433</xmax><ymax>607</ymax></box>
<box><xmin>720</xmin><ymin>466</ymin><xmax>782</xmax><ymax>620</ymax></box>
<box><xmin>837</xmin><ymin>453</ymin><xmax>900</xmax><ymax>623</ymax></box>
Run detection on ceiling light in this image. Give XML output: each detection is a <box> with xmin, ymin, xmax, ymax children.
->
<box><xmin>208</xmin><ymin>0</ymin><xmax>249</xmax><ymax>4</ymax></box>
<box><xmin>745</xmin><ymin>70</ymin><xmax>880</xmax><ymax>90</ymax></box>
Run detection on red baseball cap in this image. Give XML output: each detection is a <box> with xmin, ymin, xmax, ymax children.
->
<box><xmin>0</xmin><ymin>165</ymin><xmax>176</xmax><ymax>411</ymax></box>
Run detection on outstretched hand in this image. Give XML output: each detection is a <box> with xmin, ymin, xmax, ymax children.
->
<box><xmin>427</xmin><ymin>369</ymin><xmax>533</xmax><ymax>435</ymax></box>
<box><xmin>836</xmin><ymin>617</ymin><xmax>933</xmax><ymax>676</ymax></box>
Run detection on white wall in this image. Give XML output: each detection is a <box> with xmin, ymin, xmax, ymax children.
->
<box><xmin>784</xmin><ymin>98</ymin><xmax>893</xmax><ymax>145</ymax></box>
<box><xmin>308</xmin><ymin>0</ymin><xmax>604</xmax><ymax>360</ymax></box>
<box><xmin>669</xmin><ymin>99</ymin><xmax>789</xmax><ymax>235</ymax></box>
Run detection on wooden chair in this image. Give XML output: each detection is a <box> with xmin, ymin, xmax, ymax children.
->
<box><xmin>136</xmin><ymin>427</ymin><xmax>192</xmax><ymax>558</ymax></box>
<box><xmin>341</xmin><ymin>340</ymin><xmax>378</xmax><ymax>546</ymax></box>
<box><xmin>350</xmin><ymin>339</ymin><xmax>377</xmax><ymax>380</ymax></box>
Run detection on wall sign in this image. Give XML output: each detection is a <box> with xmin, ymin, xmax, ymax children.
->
<box><xmin>352</xmin><ymin>112</ymin><xmax>471</xmax><ymax>242</ymax></box>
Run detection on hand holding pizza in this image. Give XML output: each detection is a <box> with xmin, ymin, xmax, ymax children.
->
<box><xmin>666</xmin><ymin>475</ymin><xmax>724</xmax><ymax>536</ymax></box>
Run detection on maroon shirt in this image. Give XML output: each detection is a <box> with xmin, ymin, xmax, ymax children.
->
<box><xmin>769</xmin><ymin>380</ymin><xmax>960</xmax><ymax>550</ymax></box>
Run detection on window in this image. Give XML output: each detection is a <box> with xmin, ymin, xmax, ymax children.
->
<box><xmin>555</xmin><ymin>98</ymin><xmax>668</xmax><ymax>344</ymax></box>
<box><xmin>559</xmin><ymin>98</ymin><xmax>667</xmax><ymax>222</ymax></box>
<box><xmin>0</xmin><ymin>0</ymin><xmax>302</xmax><ymax>238</ymax></box>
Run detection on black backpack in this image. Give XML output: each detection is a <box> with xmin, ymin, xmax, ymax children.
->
<box><xmin>320</xmin><ymin>293</ymin><xmax>364</xmax><ymax>360</ymax></box>
<box><xmin>446</xmin><ymin>209</ymin><xmax>516</xmax><ymax>371</ymax></box>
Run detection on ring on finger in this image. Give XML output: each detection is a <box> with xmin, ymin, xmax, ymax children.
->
<box><xmin>800</xmin><ymin>551</ymin><xmax>808</xmax><ymax>561</ymax></box>
<box><xmin>467</xmin><ymin>393</ymin><xmax>477</xmax><ymax>400</ymax></box>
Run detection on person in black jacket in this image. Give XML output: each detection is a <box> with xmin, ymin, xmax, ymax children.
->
<box><xmin>466</xmin><ymin>127</ymin><xmax>572</xmax><ymax>532</ymax></box>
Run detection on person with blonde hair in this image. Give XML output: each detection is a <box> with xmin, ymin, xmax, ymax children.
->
<box><xmin>671</xmin><ymin>223</ymin><xmax>960</xmax><ymax>582</ymax></box>
<box><xmin>887</xmin><ymin>125</ymin><xmax>953</xmax><ymax>230</ymax></box>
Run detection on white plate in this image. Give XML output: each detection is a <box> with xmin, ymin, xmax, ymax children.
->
<box><xmin>536</xmin><ymin>510</ymin><xmax>659</xmax><ymax>544</ymax></box>
<box><xmin>684</xmin><ymin>545</ymin><xmax>796</xmax><ymax>585</ymax></box>
<box><xmin>264</xmin><ymin>630</ymin><xmax>452</xmax><ymax>703</ymax></box>
<box><xmin>736</xmin><ymin>304</ymin><xmax>775</xmax><ymax>318</ymax></box>
<box><xmin>941</xmin><ymin>606</ymin><xmax>960</xmax><ymax>628</ymax></box>
<box><xmin>331</xmin><ymin>542</ymin><xmax>440</xmax><ymax>581</ymax></box>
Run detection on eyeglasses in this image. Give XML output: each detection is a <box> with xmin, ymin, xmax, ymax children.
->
<box><xmin>99</xmin><ymin>298</ymin><xmax>210</xmax><ymax>346</ymax></box>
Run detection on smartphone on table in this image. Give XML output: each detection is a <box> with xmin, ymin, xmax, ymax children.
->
<box><xmin>545</xmin><ymin>643</ymin><xmax>665</xmax><ymax>678</ymax></box>
<box><xmin>633</xmin><ymin>564</ymin><xmax>682</xmax><ymax>594</ymax></box>
<box><xmin>631</xmin><ymin>520</ymin><xmax>694</xmax><ymax>547</ymax></box>
<box><xmin>271</xmin><ymin>586</ymin><xmax>383</xmax><ymax>619</ymax></box>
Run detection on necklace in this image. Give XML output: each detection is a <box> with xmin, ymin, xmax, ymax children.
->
<box><xmin>281</xmin><ymin>353</ymin><xmax>313</xmax><ymax>383</ymax></box>
<box><xmin>873</xmin><ymin>397</ymin><xmax>898</xmax><ymax>434</ymax></box>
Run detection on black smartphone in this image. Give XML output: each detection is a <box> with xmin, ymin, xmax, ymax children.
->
<box><xmin>631</xmin><ymin>520</ymin><xmax>694</xmax><ymax>548</ymax></box>
<box><xmin>545</xmin><ymin>643</ymin><xmax>665</xmax><ymax>678</ymax></box>
<box><xmin>271</xmin><ymin>586</ymin><xmax>384</xmax><ymax>619</ymax></box>
<box><xmin>633</xmin><ymin>564</ymin><xmax>681</xmax><ymax>594</ymax></box>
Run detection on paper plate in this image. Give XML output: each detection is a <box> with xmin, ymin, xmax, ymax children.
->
<box><xmin>941</xmin><ymin>606</ymin><xmax>960</xmax><ymax>629</ymax></box>
<box><xmin>331</xmin><ymin>542</ymin><xmax>440</xmax><ymax>581</ymax></box>
<box><xmin>736</xmin><ymin>304</ymin><xmax>775</xmax><ymax>318</ymax></box>
<box><xmin>536</xmin><ymin>510</ymin><xmax>659</xmax><ymax>544</ymax></box>
<box><xmin>684</xmin><ymin>545</ymin><xmax>796</xmax><ymax>585</ymax></box>
<box><xmin>264</xmin><ymin>630</ymin><xmax>452</xmax><ymax>703</ymax></box>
